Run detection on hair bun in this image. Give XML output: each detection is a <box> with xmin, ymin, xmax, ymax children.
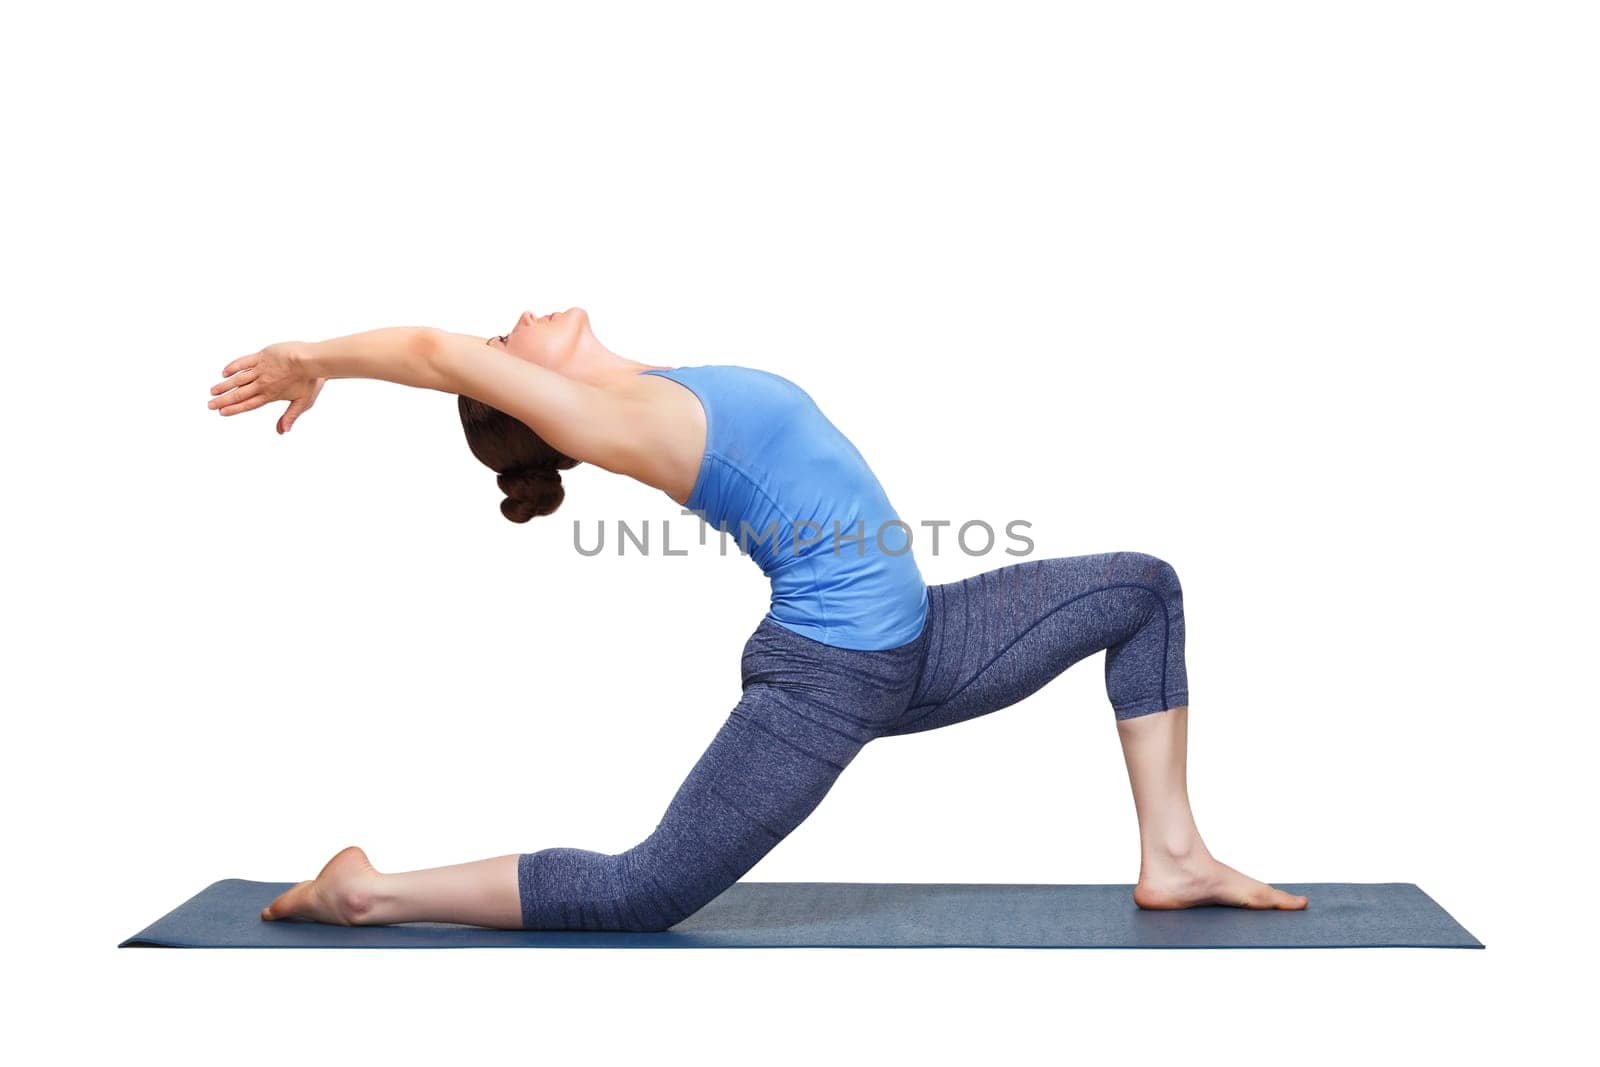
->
<box><xmin>497</xmin><ymin>466</ymin><xmax>564</xmax><ymax>523</ymax></box>
<box><xmin>457</xmin><ymin>394</ymin><xmax>580</xmax><ymax>523</ymax></box>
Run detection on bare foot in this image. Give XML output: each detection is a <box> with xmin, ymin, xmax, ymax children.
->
<box><xmin>1134</xmin><ymin>846</ymin><xmax>1309</xmax><ymax>910</ymax></box>
<box><xmin>261</xmin><ymin>845</ymin><xmax>387</xmax><ymax>925</ymax></box>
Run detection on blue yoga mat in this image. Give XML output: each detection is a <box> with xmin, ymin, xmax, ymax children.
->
<box><xmin>120</xmin><ymin>879</ymin><xmax>1482</xmax><ymax>949</ymax></box>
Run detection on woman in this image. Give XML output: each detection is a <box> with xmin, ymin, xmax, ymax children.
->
<box><xmin>207</xmin><ymin>307</ymin><xmax>1308</xmax><ymax>931</ymax></box>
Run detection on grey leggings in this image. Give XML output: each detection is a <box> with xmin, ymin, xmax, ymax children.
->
<box><xmin>519</xmin><ymin>551</ymin><xmax>1188</xmax><ymax>931</ymax></box>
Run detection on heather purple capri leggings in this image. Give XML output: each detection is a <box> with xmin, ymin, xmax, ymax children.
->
<box><xmin>519</xmin><ymin>551</ymin><xmax>1188</xmax><ymax>931</ymax></box>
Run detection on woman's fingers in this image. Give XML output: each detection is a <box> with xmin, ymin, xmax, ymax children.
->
<box><xmin>221</xmin><ymin>353</ymin><xmax>259</xmax><ymax>378</ymax></box>
<box><xmin>216</xmin><ymin>393</ymin><xmax>271</xmax><ymax>416</ymax></box>
<box><xmin>211</xmin><ymin>367</ymin><xmax>257</xmax><ymax>395</ymax></box>
<box><xmin>209</xmin><ymin>353</ymin><xmax>261</xmax><ymax>407</ymax></box>
<box><xmin>210</xmin><ymin>380</ymin><xmax>260</xmax><ymax>410</ymax></box>
<box><xmin>277</xmin><ymin>396</ymin><xmax>311</xmax><ymax>434</ymax></box>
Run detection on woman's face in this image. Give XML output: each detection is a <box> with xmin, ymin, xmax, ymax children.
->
<box><xmin>488</xmin><ymin>307</ymin><xmax>588</xmax><ymax>363</ymax></box>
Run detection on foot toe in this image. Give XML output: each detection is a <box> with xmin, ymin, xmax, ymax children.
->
<box><xmin>261</xmin><ymin>879</ymin><xmax>313</xmax><ymax>921</ymax></box>
<box><xmin>1268</xmin><ymin>886</ymin><xmax>1307</xmax><ymax>909</ymax></box>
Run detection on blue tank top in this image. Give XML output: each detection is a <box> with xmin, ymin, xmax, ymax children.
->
<box><xmin>640</xmin><ymin>365</ymin><xmax>929</xmax><ymax>651</ymax></box>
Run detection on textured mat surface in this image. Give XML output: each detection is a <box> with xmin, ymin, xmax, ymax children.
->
<box><xmin>120</xmin><ymin>879</ymin><xmax>1482</xmax><ymax>949</ymax></box>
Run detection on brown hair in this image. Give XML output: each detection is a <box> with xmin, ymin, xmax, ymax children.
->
<box><xmin>457</xmin><ymin>395</ymin><xmax>580</xmax><ymax>522</ymax></box>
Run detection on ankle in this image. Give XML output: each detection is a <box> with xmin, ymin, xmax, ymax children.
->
<box><xmin>336</xmin><ymin>882</ymin><xmax>378</xmax><ymax>924</ymax></box>
<box><xmin>1142</xmin><ymin>832</ymin><xmax>1210</xmax><ymax>866</ymax></box>
<box><xmin>330</xmin><ymin>869</ymin><xmax>389</xmax><ymax>925</ymax></box>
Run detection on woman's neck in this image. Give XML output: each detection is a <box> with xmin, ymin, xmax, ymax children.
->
<box><xmin>541</xmin><ymin>343</ymin><xmax>664</xmax><ymax>386</ymax></box>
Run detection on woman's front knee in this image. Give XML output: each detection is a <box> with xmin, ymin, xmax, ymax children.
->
<box><xmin>1115</xmin><ymin>552</ymin><xmax>1182</xmax><ymax>599</ymax></box>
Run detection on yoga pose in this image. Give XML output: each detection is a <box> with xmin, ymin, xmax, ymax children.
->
<box><xmin>207</xmin><ymin>307</ymin><xmax>1308</xmax><ymax>931</ymax></box>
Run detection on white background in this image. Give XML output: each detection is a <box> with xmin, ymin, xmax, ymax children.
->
<box><xmin>5</xmin><ymin>0</ymin><xmax>1594</xmax><ymax>1061</ymax></box>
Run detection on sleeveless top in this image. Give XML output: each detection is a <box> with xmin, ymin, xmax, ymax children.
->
<box><xmin>639</xmin><ymin>365</ymin><xmax>929</xmax><ymax>651</ymax></box>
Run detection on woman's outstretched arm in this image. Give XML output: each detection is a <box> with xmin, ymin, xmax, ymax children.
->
<box><xmin>209</xmin><ymin>327</ymin><xmax>653</xmax><ymax>476</ymax></box>
<box><xmin>207</xmin><ymin>326</ymin><xmax>445</xmax><ymax>433</ymax></box>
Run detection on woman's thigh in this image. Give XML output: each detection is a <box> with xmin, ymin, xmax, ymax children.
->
<box><xmin>885</xmin><ymin>551</ymin><xmax>1188</xmax><ymax>736</ymax></box>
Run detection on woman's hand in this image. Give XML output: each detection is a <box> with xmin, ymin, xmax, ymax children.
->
<box><xmin>208</xmin><ymin>341</ymin><xmax>328</xmax><ymax>434</ymax></box>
